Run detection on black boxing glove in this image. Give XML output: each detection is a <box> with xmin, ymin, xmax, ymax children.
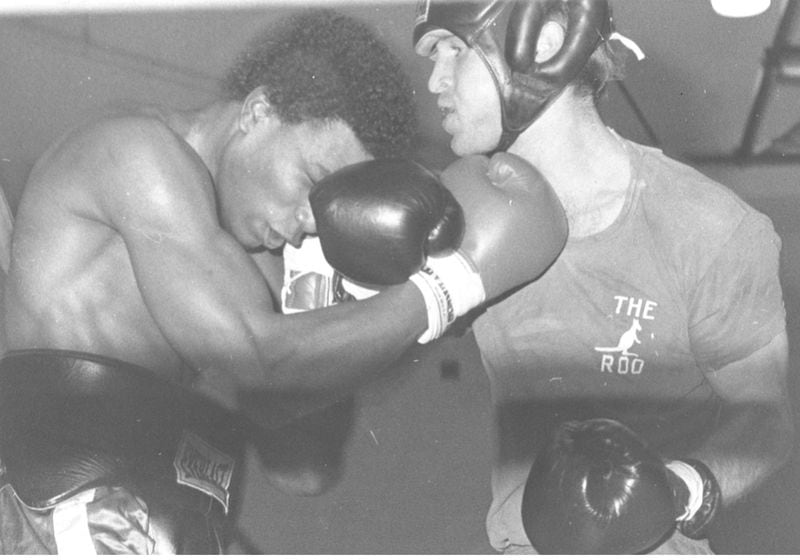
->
<box><xmin>521</xmin><ymin>418</ymin><xmax>677</xmax><ymax>554</ymax></box>
<box><xmin>309</xmin><ymin>159</ymin><xmax>464</xmax><ymax>286</ymax></box>
<box><xmin>312</xmin><ymin>155</ymin><xmax>567</xmax><ymax>344</ymax></box>
<box><xmin>665</xmin><ymin>458</ymin><xmax>722</xmax><ymax>540</ymax></box>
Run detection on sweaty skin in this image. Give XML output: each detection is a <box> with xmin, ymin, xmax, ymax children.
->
<box><xmin>4</xmin><ymin>104</ymin><xmax>427</xmax><ymax>408</ymax></box>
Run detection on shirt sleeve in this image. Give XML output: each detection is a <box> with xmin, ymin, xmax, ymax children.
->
<box><xmin>688</xmin><ymin>211</ymin><xmax>786</xmax><ymax>372</ymax></box>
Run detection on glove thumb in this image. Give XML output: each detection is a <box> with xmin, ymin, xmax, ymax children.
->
<box><xmin>487</xmin><ymin>152</ymin><xmax>546</xmax><ymax>191</ymax></box>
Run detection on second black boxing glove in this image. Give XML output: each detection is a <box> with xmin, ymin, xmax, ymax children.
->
<box><xmin>309</xmin><ymin>159</ymin><xmax>464</xmax><ymax>286</ymax></box>
<box><xmin>522</xmin><ymin>418</ymin><xmax>677</xmax><ymax>554</ymax></box>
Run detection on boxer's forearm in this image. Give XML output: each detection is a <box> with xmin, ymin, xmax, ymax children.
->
<box><xmin>127</xmin><ymin>220</ymin><xmax>426</xmax><ymax>395</ymax></box>
<box><xmin>688</xmin><ymin>332</ymin><xmax>794</xmax><ymax>504</ymax></box>
<box><xmin>265</xmin><ymin>282</ymin><xmax>426</xmax><ymax>390</ymax></box>
<box><xmin>693</xmin><ymin>400</ymin><xmax>794</xmax><ymax>504</ymax></box>
<box><xmin>192</xmin><ymin>283</ymin><xmax>425</xmax><ymax>408</ymax></box>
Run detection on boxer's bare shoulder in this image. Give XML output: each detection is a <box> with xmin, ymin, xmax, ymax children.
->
<box><xmin>7</xmin><ymin>111</ymin><xmax>218</xmax><ymax>377</ymax></box>
<box><xmin>24</xmin><ymin>111</ymin><xmax>212</xmax><ymax>229</ymax></box>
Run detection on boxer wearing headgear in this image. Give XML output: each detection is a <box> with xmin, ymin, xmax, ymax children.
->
<box><xmin>413</xmin><ymin>0</ymin><xmax>793</xmax><ymax>555</ymax></box>
<box><xmin>414</xmin><ymin>0</ymin><xmax>613</xmax><ymax>152</ymax></box>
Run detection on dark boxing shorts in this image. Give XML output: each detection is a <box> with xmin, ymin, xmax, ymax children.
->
<box><xmin>0</xmin><ymin>349</ymin><xmax>247</xmax><ymax>554</ymax></box>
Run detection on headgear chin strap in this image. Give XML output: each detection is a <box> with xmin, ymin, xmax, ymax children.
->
<box><xmin>414</xmin><ymin>0</ymin><xmax>613</xmax><ymax>152</ymax></box>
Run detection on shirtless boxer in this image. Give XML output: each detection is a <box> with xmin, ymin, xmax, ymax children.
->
<box><xmin>0</xmin><ymin>8</ymin><xmax>567</xmax><ymax>554</ymax></box>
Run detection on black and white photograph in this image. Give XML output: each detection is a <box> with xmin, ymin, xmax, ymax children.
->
<box><xmin>0</xmin><ymin>0</ymin><xmax>798</xmax><ymax>554</ymax></box>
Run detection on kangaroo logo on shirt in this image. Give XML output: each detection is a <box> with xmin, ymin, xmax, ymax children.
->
<box><xmin>595</xmin><ymin>318</ymin><xmax>642</xmax><ymax>356</ymax></box>
<box><xmin>594</xmin><ymin>296</ymin><xmax>657</xmax><ymax>375</ymax></box>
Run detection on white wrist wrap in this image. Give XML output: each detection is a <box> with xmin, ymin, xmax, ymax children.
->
<box><xmin>666</xmin><ymin>460</ymin><xmax>705</xmax><ymax>521</ymax></box>
<box><xmin>409</xmin><ymin>251</ymin><xmax>485</xmax><ymax>344</ymax></box>
<box><xmin>282</xmin><ymin>239</ymin><xmax>336</xmax><ymax>313</ymax></box>
<box><xmin>282</xmin><ymin>237</ymin><xmax>376</xmax><ymax>313</ymax></box>
<box><xmin>340</xmin><ymin>277</ymin><xmax>379</xmax><ymax>300</ymax></box>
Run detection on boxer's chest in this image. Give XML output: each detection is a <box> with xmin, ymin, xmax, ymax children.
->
<box><xmin>474</xmin><ymin>238</ymin><xmax>701</xmax><ymax>403</ymax></box>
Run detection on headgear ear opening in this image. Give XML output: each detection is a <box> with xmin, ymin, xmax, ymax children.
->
<box><xmin>413</xmin><ymin>0</ymin><xmax>613</xmax><ymax>152</ymax></box>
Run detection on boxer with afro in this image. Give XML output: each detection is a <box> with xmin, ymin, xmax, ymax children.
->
<box><xmin>0</xmin><ymin>6</ymin><xmax>567</xmax><ymax>554</ymax></box>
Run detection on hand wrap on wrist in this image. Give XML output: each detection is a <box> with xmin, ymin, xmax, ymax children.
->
<box><xmin>666</xmin><ymin>458</ymin><xmax>722</xmax><ymax>540</ymax></box>
<box><xmin>409</xmin><ymin>251</ymin><xmax>485</xmax><ymax>343</ymax></box>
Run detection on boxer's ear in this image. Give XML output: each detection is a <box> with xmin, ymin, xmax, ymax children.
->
<box><xmin>239</xmin><ymin>86</ymin><xmax>273</xmax><ymax>133</ymax></box>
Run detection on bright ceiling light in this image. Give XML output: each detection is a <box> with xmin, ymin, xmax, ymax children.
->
<box><xmin>710</xmin><ymin>0</ymin><xmax>771</xmax><ymax>18</ymax></box>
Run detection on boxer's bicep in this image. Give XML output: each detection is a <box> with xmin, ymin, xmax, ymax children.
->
<box><xmin>112</xmin><ymin>168</ymin><xmax>423</xmax><ymax>394</ymax></box>
<box><xmin>132</xmin><ymin>226</ymin><xmax>284</xmax><ymax>396</ymax></box>
<box><xmin>705</xmin><ymin>331</ymin><xmax>789</xmax><ymax>404</ymax></box>
<box><xmin>98</xmin><ymin>126</ymin><xmax>283</xmax><ymax>383</ymax></box>
<box><xmin>700</xmin><ymin>331</ymin><xmax>793</xmax><ymax>501</ymax></box>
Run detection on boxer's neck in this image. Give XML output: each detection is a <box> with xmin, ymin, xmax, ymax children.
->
<box><xmin>173</xmin><ymin>101</ymin><xmax>242</xmax><ymax>179</ymax></box>
<box><xmin>510</xmin><ymin>95</ymin><xmax>631</xmax><ymax>238</ymax></box>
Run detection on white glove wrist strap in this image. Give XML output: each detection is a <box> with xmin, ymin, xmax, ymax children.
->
<box><xmin>666</xmin><ymin>460</ymin><xmax>705</xmax><ymax>521</ymax></box>
<box><xmin>409</xmin><ymin>250</ymin><xmax>485</xmax><ymax>344</ymax></box>
<box><xmin>282</xmin><ymin>240</ymin><xmax>337</xmax><ymax>313</ymax></box>
<box><xmin>282</xmin><ymin>238</ymin><xmax>376</xmax><ymax>314</ymax></box>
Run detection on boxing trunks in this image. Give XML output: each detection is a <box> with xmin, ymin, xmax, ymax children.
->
<box><xmin>0</xmin><ymin>349</ymin><xmax>247</xmax><ymax>554</ymax></box>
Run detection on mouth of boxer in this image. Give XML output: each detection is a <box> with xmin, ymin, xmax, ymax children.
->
<box><xmin>262</xmin><ymin>228</ymin><xmax>286</xmax><ymax>250</ymax></box>
<box><xmin>439</xmin><ymin>105</ymin><xmax>458</xmax><ymax>133</ymax></box>
<box><xmin>439</xmin><ymin>103</ymin><xmax>456</xmax><ymax>123</ymax></box>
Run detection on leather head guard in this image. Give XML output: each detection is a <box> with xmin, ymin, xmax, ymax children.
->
<box><xmin>414</xmin><ymin>0</ymin><xmax>613</xmax><ymax>151</ymax></box>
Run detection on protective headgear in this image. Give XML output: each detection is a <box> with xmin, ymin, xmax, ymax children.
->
<box><xmin>414</xmin><ymin>0</ymin><xmax>613</xmax><ymax>152</ymax></box>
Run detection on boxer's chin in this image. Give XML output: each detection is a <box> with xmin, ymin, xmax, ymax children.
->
<box><xmin>449</xmin><ymin>127</ymin><xmax>502</xmax><ymax>157</ymax></box>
